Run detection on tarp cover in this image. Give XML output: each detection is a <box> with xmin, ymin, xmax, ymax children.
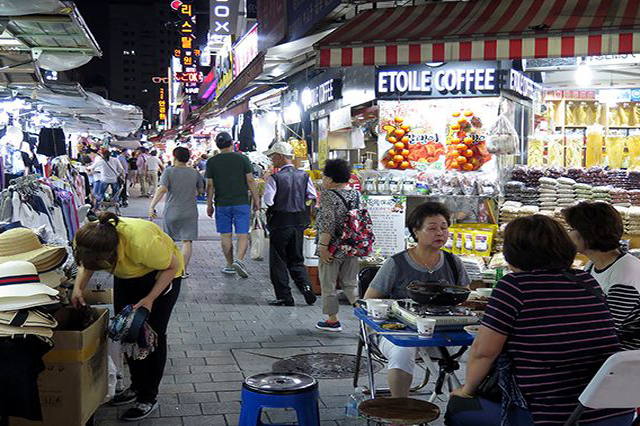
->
<box><xmin>0</xmin><ymin>0</ymin><xmax>68</xmax><ymax>16</ymax></box>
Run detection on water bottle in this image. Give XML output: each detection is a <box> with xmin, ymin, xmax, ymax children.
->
<box><xmin>345</xmin><ymin>387</ymin><xmax>366</xmax><ymax>418</ymax></box>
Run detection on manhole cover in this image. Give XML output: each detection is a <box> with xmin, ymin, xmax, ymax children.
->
<box><xmin>272</xmin><ymin>353</ymin><xmax>384</xmax><ymax>379</ymax></box>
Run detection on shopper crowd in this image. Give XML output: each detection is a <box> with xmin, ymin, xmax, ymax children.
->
<box><xmin>70</xmin><ymin>136</ymin><xmax>640</xmax><ymax>424</ymax></box>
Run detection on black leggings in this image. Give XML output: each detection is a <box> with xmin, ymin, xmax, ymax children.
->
<box><xmin>114</xmin><ymin>271</ymin><xmax>181</xmax><ymax>403</ymax></box>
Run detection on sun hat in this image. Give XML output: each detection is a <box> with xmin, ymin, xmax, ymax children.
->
<box><xmin>264</xmin><ymin>142</ymin><xmax>294</xmax><ymax>157</ymax></box>
<box><xmin>0</xmin><ymin>228</ymin><xmax>68</xmax><ymax>273</ymax></box>
<box><xmin>0</xmin><ymin>260</ymin><xmax>59</xmax><ymax>298</ymax></box>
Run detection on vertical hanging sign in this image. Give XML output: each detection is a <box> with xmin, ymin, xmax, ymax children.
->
<box><xmin>208</xmin><ymin>0</ymin><xmax>240</xmax><ymax>53</ymax></box>
<box><xmin>158</xmin><ymin>87</ymin><xmax>167</xmax><ymax>125</ymax></box>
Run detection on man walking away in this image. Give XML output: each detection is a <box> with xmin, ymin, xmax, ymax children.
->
<box><xmin>136</xmin><ymin>148</ymin><xmax>149</xmax><ymax>197</ymax></box>
<box><xmin>117</xmin><ymin>150</ymin><xmax>129</xmax><ymax>207</ymax></box>
<box><xmin>263</xmin><ymin>142</ymin><xmax>317</xmax><ymax>307</ymax></box>
<box><xmin>206</xmin><ymin>132</ymin><xmax>260</xmax><ymax>278</ymax></box>
<box><xmin>145</xmin><ymin>150</ymin><xmax>164</xmax><ymax>197</ymax></box>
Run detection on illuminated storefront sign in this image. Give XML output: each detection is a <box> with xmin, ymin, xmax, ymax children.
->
<box><xmin>174</xmin><ymin>71</ymin><xmax>204</xmax><ymax>83</ymax></box>
<box><xmin>215</xmin><ymin>47</ymin><xmax>234</xmax><ymax>100</ymax></box>
<box><xmin>158</xmin><ymin>87</ymin><xmax>167</xmax><ymax>121</ymax></box>
<box><xmin>172</xmin><ymin>0</ymin><xmax>199</xmax><ymax>68</ymax></box>
<box><xmin>233</xmin><ymin>24</ymin><xmax>258</xmax><ymax>77</ymax></box>
<box><xmin>208</xmin><ymin>0</ymin><xmax>240</xmax><ymax>53</ymax></box>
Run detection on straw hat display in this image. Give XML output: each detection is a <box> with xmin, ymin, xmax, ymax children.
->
<box><xmin>0</xmin><ymin>261</ymin><xmax>59</xmax><ymax>312</ymax></box>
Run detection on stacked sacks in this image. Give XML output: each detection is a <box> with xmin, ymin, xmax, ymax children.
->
<box><xmin>521</xmin><ymin>187</ymin><xmax>540</xmax><ymax>207</ymax></box>
<box><xmin>499</xmin><ymin>201</ymin><xmax>523</xmax><ymax>224</ymax></box>
<box><xmin>629</xmin><ymin>190</ymin><xmax>640</xmax><ymax>207</ymax></box>
<box><xmin>592</xmin><ymin>186</ymin><xmax>612</xmax><ymax>203</ymax></box>
<box><xmin>504</xmin><ymin>181</ymin><xmax>525</xmax><ymax>202</ymax></box>
<box><xmin>627</xmin><ymin>207</ymin><xmax>640</xmax><ymax>236</ymax></box>
<box><xmin>611</xmin><ymin>188</ymin><xmax>631</xmax><ymax>207</ymax></box>
<box><xmin>574</xmin><ymin>183</ymin><xmax>594</xmax><ymax>201</ymax></box>
<box><xmin>538</xmin><ymin>177</ymin><xmax>559</xmax><ymax>212</ymax></box>
<box><xmin>557</xmin><ymin>177</ymin><xmax>577</xmax><ymax>208</ymax></box>
<box><xmin>628</xmin><ymin>171</ymin><xmax>640</xmax><ymax>190</ymax></box>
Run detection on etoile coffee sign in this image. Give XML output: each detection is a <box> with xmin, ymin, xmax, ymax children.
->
<box><xmin>376</xmin><ymin>62</ymin><xmax>500</xmax><ymax>99</ymax></box>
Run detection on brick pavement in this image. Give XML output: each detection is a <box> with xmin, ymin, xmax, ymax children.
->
<box><xmin>93</xmin><ymin>193</ymin><xmax>452</xmax><ymax>425</ymax></box>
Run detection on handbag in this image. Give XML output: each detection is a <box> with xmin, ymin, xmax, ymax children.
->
<box><xmin>250</xmin><ymin>212</ymin><xmax>267</xmax><ymax>261</ymax></box>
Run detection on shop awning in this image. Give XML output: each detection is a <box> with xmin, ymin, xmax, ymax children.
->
<box><xmin>316</xmin><ymin>0</ymin><xmax>640</xmax><ymax>67</ymax></box>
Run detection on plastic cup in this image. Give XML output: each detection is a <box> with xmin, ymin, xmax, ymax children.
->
<box><xmin>416</xmin><ymin>318</ymin><xmax>437</xmax><ymax>338</ymax></box>
<box><xmin>369</xmin><ymin>302</ymin><xmax>390</xmax><ymax>320</ymax></box>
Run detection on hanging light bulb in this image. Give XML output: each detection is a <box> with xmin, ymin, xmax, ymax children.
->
<box><xmin>575</xmin><ymin>63</ymin><xmax>593</xmax><ymax>88</ymax></box>
<box><xmin>300</xmin><ymin>88</ymin><xmax>313</xmax><ymax>108</ymax></box>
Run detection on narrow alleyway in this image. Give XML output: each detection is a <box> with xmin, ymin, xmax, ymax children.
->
<box><xmin>94</xmin><ymin>195</ymin><xmax>450</xmax><ymax>426</ymax></box>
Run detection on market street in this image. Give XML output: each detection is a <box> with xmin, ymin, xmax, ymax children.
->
<box><xmin>93</xmin><ymin>195</ymin><xmax>453</xmax><ymax>426</ymax></box>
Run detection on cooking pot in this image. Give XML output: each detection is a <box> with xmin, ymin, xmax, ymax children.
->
<box><xmin>406</xmin><ymin>280</ymin><xmax>470</xmax><ymax>306</ymax></box>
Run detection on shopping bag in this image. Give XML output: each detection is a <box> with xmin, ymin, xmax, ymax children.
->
<box><xmin>251</xmin><ymin>214</ymin><xmax>266</xmax><ymax>261</ymax></box>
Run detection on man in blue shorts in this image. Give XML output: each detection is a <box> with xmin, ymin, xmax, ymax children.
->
<box><xmin>206</xmin><ymin>132</ymin><xmax>260</xmax><ymax>277</ymax></box>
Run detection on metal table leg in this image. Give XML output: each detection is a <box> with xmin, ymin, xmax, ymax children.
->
<box><xmin>360</xmin><ymin>319</ymin><xmax>377</xmax><ymax>399</ymax></box>
<box><xmin>427</xmin><ymin>346</ymin><xmax>468</xmax><ymax>402</ymax></box>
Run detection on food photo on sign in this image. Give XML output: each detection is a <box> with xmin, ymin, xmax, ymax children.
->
<box><xmin>377</xmin><ymin>98</ymin><xmax>502</xmax><ymax>175</ymax></box>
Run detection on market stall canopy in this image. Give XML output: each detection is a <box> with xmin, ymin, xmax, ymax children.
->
<box><xmin>0</xmin><ymin>2</ymin><xmax>101</xmax><ymax>72</ymax></box>
<box><xmin>316</xmin><ymin>0</ymin><xmax>640</xmax><ymax>67</ymax></box>
<box><xmin>0</xmin><ymin>51</ymin><xmax>41</xmax><ymax>86</ymax></box>
<box><xmin>110</xmin><ymin>139</ymin><xmax>142</xmax><ymax>150</ymax></box>
<box><xmin>15</xmin><ymin>82</ymin><xmax>143</xmax><ymax>136</ymax></box>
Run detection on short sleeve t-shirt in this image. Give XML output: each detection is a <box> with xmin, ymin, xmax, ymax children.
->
<box><xmin>590</xmin><ymin>253</ymin><xmax>640</xmax><ymax>350</ymax></box>
<box><xmin>114</xmin><ymin>217</ymin><xmax>184</xmax><ymax>279</ymax></box>
<box><xmin>205</xmin><ymin>152</ymin><xmax>252</xmax><ymax>207</ymax></box>
<box><xmin>482</xmin><ymin>270</ymin><xmax>631</xmax><ymax>425</ymax></box>
<box><xmin>368</xmin><ymin>250</ymin><xmax>469</xmax><ymax>299</ymax></box>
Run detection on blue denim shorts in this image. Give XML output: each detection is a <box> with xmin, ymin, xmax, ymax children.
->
<box><xmin>215</xmin><ymin>204</ymin><xmax>251</xmax><ymax>234</ymax></box>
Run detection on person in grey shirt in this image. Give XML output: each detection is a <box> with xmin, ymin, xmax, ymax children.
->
<box><xmin>364</xmin><ymin>201</ymin><xmax>469</xmax><ymax>398</ymax></box>
<box><xmin>148</xmin><ymin>146</ymin><xmax>204</xmax><ymax>278</ymax></box>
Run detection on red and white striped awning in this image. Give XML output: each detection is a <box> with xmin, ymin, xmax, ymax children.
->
<box><xmin>316</xmin><ymin>0</ymin><xmax>640</xmax><ymax>67</ymax></box>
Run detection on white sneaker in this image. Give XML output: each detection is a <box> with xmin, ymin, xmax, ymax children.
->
<box><xmin>221</xmin><ymin>267</ymin><xmax>236</xmax><ymax>275</ymax></box>
<box><xmin>232</xmin><ymin>260</ymin><xmax>249</xmax><ymax>278</ymax></box>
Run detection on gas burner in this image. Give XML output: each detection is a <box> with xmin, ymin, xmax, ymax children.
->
<box><xmin>391</xmin><ymin>300</ymin><xmax>480</xmax><ymax>330</ymax></box>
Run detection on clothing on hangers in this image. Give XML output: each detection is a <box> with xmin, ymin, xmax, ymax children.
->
<box><xmin>37</xmin><ymin>128</ymin><xmax>66</xmax><ymax>158</ymax></box>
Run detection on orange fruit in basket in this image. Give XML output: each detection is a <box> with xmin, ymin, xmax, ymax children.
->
<box><xmin>394</xmin><ymin>129</ymin><xmax>406</xmax><ymax>137</ymax></box>
<box><xmin>450</xmin><ymin>160</ymin><xmax>459</xmax><ymax>169</ymax></box>
<box><xmin>383</xmin><ymin>125</ymin><xmax>395</xmax><ymax>132</ymax></box>
<box><xmin>394</xmin><ymin>116</ymin><xmax>404</xmax><ymax>123</ymax></box>
<box><xmin>462</xmin><ymin>163</ymin><xmax>474</xmax><ymax>171</ymax></box>
<box><xmin>464</xmin><ymin>136</ymin><xmax>473</xmax><ymax>144</ymax></box>
<box><xmin>450</xmin><ymin>149</ymin><xmax>460</xmax><ymax>157</ymax></box>
<box><xmin>401</xmin><ymin>136</ymin><xmax>410</xmax><ymax>143</ymax></box>
<box><xmin>451</xmin><ymin>124</ymin><xmax>461</xmax><ymax>131</ymax></box>
<box><xmin>456</xmin><ymin>143</ymin><xmax>467</xmax><ymax>151</ymax></box>
<box><xmin>388</xmin><ymin>149</ymin><xmax>397</xmax><ymax>157</ymax></box>
<box><xmin>401</xmin><ymin>149</ymin><xmax>410</xmax><ymax>156</ymax></box>
<box><xmin>393</xmin><ymin>155</ymin><xmax>405</xmax><ymax>163</ymax></box>
<box><xmin>457</xmin><ymin>156</ymin><xmax>468</xmax><ymax>164</ymax></box>
<box><xmin>387</xmin><ymin>160</ymin><xmax>397</xmax><ymax>168</ymax></box>
<box><xmin>400</xmin><ymin>161</ymin><xmax>410</xmax><ymax>169</ymax></box>
<box><xmin>451</xmin><ymin>138</ymin><xmax>461</xmax><ymax>144</ymax></box>
<box><xmin>463</xmin><ymin>149</ymin><xmax>474</xmax><ymax>157</ymax></box>
<box><xmin>401</xmin><ymin>125</ymin><xmax>411</xmax><ymax>131</ymax></box>
<box><xmin>387</xmin><ymin>136</ymin><xmax>397</xmax><ymax>144</ymax></box>
<box><xmin>458</xmin><ymin>118</ymin><xmax>467</xmax><ymax>125</ymax></box>
<box><xmin>452</xmin><ymin>112</ymin><xmax>461</xmax><ymax>117</ymax></box>
<box><xmin>394</xmin><ymin>142</ymin><xmax>405</xmax><ymax>150</ymax></box>
<box><xmin>463</xmin><ymin>111</ymin><xmax>473</xmax><ymax>117</ymax></box>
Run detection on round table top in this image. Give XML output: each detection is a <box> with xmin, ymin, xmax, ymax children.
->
<box><xmin>359</xmin><ymin>397</ymin><xmax>440</xmax><ymax>424</ymax></box>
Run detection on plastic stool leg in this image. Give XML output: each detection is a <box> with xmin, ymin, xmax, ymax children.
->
<box><xmin>294</xmin><ymin>401</ymin><xmax>320</xmax><ymax>426</ymax></box>
<box><xmin>238</xmin><ymin>400</ymin><xmax>263</xmax><ymax>426</ymax></box>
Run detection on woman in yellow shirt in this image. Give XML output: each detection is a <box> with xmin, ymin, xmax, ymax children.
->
<box><xmin>71</xmin><ymin>212</ymin><xmax>184</xmax><ymax>422</ymax></box>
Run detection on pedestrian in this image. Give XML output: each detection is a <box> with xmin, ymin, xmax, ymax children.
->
<box><xmin>315</xmin><ymin>159</ymin><xmax>361</xmax><ymax>331</ymax></box>
<box><xmin>263</xmin><ymin>142</ymin><xmax>317</xmax><ymax>306</ymax></box>
<box><xmin>205</xmin><ymin>132</ymin><xmax>260</xmax><ymax>278</ymax></box>
<box><xmin>196</xmin><ymin>154</ymin><xmax>207</xmax><ymax>174</ymax></box>
<box><xmin>88</xmin><ymin>148</ymin><xmax>125</xmax><ymax>204</ymax></box>
<box><xmin>136</xmin><ymin>148</ymin><xmax>149</xmax><ymax>197</ymax></box>
<box><xmin>128</xmin><ymin>151</ymin><xmax>139</xmax><ymax>190</ymax></box>
<box><xmin>116</xmin><ymin>150</ymin><xmax>129</xmax><ymax>207</ymax></box>
<box><xmin>148</xmin><ymin>146</ymin><xmax>205</xmax><ymax>278</ymax></box>
<box><xmin>145</xmin><ymin>150</ymin><xmax>164</xmax><ymax>197</ymax></box>
<box><xmin>71</xmin><ymin>212</ymin><xmax>183</xmax><ymax>421</ymax></box>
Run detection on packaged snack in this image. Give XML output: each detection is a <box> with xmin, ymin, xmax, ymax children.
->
<box><xmin>527</xmin><ymin>135</ymin><xmax>545</xmax><ymax>167</ymax></box>
<box><xmin>473</xmin><ymin>231</ymin><xmax>493</xmax><ymax>257</ymax></box>
<box><xmin>586</xmin><ymin>125</ymin><xmax>604</xmax><ymax>167</ymax></box>
<box><xmin>462</xmin><ymin>231</ymin><xmax>475</xmax><ymax>255</ymax></box>
<box><xmin>443</xmin><ymin>229</ymin><xmax>455</xmax><ymax>253</ymax></box>
<box><xmin>565</xmin><ymin>132</ymin><xmax>584</xmax><ymax>168</ymax></box>
<box><xmin>402</xmin><ymin>177</ymin><xmax>416</xmax><ymax>195</ymax></box>
<box><xmin>605</xmin><ymin>136</ymin><xmax>625</xmax><ymax>169</ymax></box>
<box><xmin>546</xmin><ymin>134</ymin><xmax>565</xmax><ymax>167</ymax></box>
<box><xmin>388</xmin><ymin>174</ymin><xmax>401</xmax><ymax>194</ymax></box>
<box><xmin>453</xmin><ymin>229</ymin><xmax>464</xmax><ymax>255</ymax></box>
<box><xmin>364</xmin><ymin>175</ymin><xmax>377</xmax><ymax>194</ymax></box>
<box><xmin>627</xmin><ymin>134</ymin><xmax>640</xmax><ymax>170</ymax></box>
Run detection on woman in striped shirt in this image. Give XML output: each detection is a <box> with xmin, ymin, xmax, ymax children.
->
<box><xmin>445</xmin><ymin>215</ymin><xmax>633</xmax><ymax>426</ymax></box>
<box><xmin>563</xmin><ymin>202</ymin><xmax>640</xmax><ymax>351</ymax></box>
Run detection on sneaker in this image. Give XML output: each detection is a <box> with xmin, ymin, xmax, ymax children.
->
<box><xmin>109</xmin><ymin>388</ymin><xmax>137</xmax><ymax>406</ymax></box>
<box><xmin>221</xmin><ymin>267</ymin><xmax>236</xmax><ymax>275</ymax></box>
<box><xmin>232</xmin><ymin>260</ymin><xmax>249</xmax><ymax>278</ymax></box>
<box><xmin>316</xmin><ymin>320</ymin><xmax>342</xmax><ymax>332</ymax></box>
<box><xmin>120</xmin><ymin>401</ymin><xmax>158</xmax><ymax>422</ymax></box>
<box><xmin>181</xmin><ymin>272</ymin><xmax>190</xmax><ymax>279</ymax></box>
<box><xmin>302</xmin><ymin>287</ymin><xmax>317</xmax><ymax>306</ymax></box>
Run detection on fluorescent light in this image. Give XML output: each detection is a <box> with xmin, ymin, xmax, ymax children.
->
<box><xmin>300</xmin><ymin>88</ymin><xmax>313</xmax><ymax>108</ymax></box>
<box><xmin>575</xmin><ymin>63</ymin><xmax>593</xmax><ymax>88</ymax></box>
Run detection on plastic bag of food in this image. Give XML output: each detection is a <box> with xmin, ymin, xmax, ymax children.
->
<box><xmin>527</xmin><ymin>135</ymin><xmax>545</xmax><ymax>167</ymax></box>
<box><xmin>473</xmin><ymin>230</ymin><xmax>493</xmax><ymax>257</ymax></box>
<box><xmin>487</xmin><ymin>113</ymin><xmax>519</xmax><ymax>155</ymax></box>
<box><xmin>586</xmin><ymin>125</ymin><xmax>604</xmax><ymax>167</ymax></box>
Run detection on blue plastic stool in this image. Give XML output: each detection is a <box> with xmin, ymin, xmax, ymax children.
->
<box><xmin>239</xmin><ymin>372</ymin><xmax>320</xmax><ymax>426</ymax></box>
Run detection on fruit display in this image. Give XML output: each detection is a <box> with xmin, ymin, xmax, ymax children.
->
<box><xmin>381</xmin><ymin>116</ymin><xmax>413</xmax><ymax>169</ymax></box>
<box><xmin>445</xmin><ymin>111</ymin><xmax>491</xmax><ymax>171</ymax></box>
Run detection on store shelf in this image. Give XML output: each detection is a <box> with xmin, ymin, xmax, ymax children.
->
<box><xmin>365</xmin><ymin>194</ymin><xmax>497</xmax><ymax>199</ymax></box>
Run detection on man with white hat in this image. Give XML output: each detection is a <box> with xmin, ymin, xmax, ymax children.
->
<box><xmin>263</xmin><ymin>142</ymin><xmax>317</xmax><ymax>306</ymax></box>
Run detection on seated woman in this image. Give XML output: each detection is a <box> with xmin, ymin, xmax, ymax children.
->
<box><xmin>445</xmin><ymin>215</ymin><xmax>633</xmax><ymax>426</ymax></box>
<box><xmin>364</xmin><ymin>201</ymin><xmax>469</xmax><ymax>398</ymax></box>
<box><xmin>563</xmin><ymin>201</ymin><xmax>640</xmax><ymax>350</ymax></box>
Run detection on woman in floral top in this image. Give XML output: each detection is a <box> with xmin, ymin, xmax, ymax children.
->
<box><xmin>315</xmin><ymin>159</ymin><xmax>362</xmax><ymax>332</ymax></box>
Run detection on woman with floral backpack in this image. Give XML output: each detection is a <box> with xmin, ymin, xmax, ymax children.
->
<box><xmin>316</xmin><ymin>159</ymin><xmax>374</xmax><ymax>332</ymax></box>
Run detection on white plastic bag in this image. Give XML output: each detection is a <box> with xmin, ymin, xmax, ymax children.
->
<box><xmin>487</xmin><ymin>113</ymin><xmax>519</xmax><ymax>155</ymax></box>
<box><xmin>250</xmin><ymin>214</ymin><xmax>266</xmax><ymax>261</ymax></box>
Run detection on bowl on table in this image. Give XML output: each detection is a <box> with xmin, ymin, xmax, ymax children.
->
<box><xmin>475</xmin><ymin>287</ymin><xmax>493</xmax><ymax>298</ymax></box>
<box><xmin>464</xmin><ymin>325</ymin><xmax>480</xmax><ymax>336</ymax></box>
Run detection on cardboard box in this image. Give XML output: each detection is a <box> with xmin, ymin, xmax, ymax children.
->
<box><xmin>84</xmin><ymin>288</ymin><xmax>113</xmax><ymax>306</ymax></box>
<box><xmin>11</xmin><ymin>307</ymin><xmax>108</xmax><ymax>426</ymax></box>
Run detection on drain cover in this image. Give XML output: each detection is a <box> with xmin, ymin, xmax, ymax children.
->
<box><xmin>272</xmin><ymin>353</ymin><xmax>383</xmax><ymax>379</ymax></box>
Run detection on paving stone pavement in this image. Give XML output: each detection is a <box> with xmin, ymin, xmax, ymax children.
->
<box><xmin>93</xmin><ymin>193</ymin><xmax>454</xmax><ymax>425</ymax></box>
